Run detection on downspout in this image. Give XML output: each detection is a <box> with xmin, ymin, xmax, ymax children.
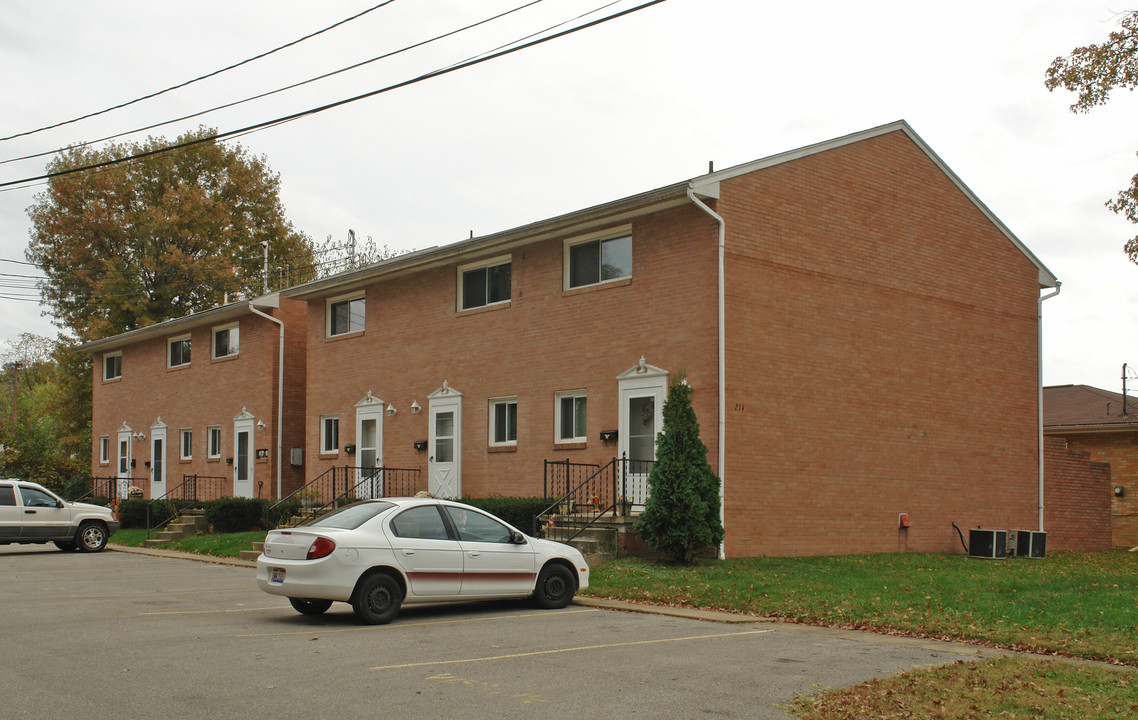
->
<box><xmin>1038</xmin><ymin>282</ymin><xmax>1061</xmax><ymax>531</ymax></box>
<box><xmin>249</xmin><ymin>303</ymin><xmax>285</xmax><ymax>500</ymax></box>
<box><xmin>687</xmin><ymin>185</ymin><xmax>727</xmax><ymax>560</ymax></box>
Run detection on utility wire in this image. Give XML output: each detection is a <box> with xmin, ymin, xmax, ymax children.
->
<box><xmin>0</xmin><ymin>0</ymin><xmax>547</xmax><ymax>168</ymax></box>
<box><xmin>0</xmin><ymin>1</ymin><xmax>399</xmax><ymax>144</ymax></box>
<box><xmin>0</xmin><ymin>0</ymin><xmax>669</xmax><ymax>191</ymax></box>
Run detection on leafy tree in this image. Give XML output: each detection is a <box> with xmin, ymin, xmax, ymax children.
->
<box><xmin>634</xmin><ymin>371</ymin><xmax>724</xmax><ymax>564</ymax></box>
<box><xmin>1046</xmin><ymin>11</ymin><xmax>1138</xmax><ymax>262</ymax></box>
<box><xmin>26</xmin><ymin>127</ymin><xmax>316</xmax><ymax>341</ymax></box>
<box><xmin>312</xmin><ymin>231</ymin><xmax>410</xmax><ymax>277</ymax></box>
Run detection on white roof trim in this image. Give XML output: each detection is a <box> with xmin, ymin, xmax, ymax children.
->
<box><xmin>690</xmin><ymin>120</ymin><xmax>1058</xmax><ymax>289</ymax></box>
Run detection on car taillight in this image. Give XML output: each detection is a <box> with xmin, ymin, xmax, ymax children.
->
<box><xmin>306</xmin><ymin>537</ymin><xmax>336</xmax><ymax>560</ymax></box>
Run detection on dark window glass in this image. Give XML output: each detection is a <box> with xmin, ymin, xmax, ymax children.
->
<box><xmin>0</xmin><ymin>485</ymin><xmax>15</xmax><ymax>506</ymax></box>
<box><xmin>444</xmin><ymin>506</ymin><xmax>513</xmax><ymax>543</ymax></box>
<box><xmin>329</xmin><ymin>297</ymin><xmax>364</xmax><ymax>335</ymax></box>
<box><xmin>462</xmin><ymin>262</ymin><xmax>511</xmax><ymax>309</ymax></box>
<box><xmin>390</xmin><ymin>505</ymin><xmax>452</xmax><ymax>540</ymax></box>
<box><xmin>104</xmin><ymin>354</ymin><xmax>121</xmax><ymax>379</ymax></box>
<box><xmin>169</xmin><ymin>338</ymin><xmax>190</xmax><ymax>367</ymax></box>
<box><xmin>313</xmin><ymin>501</ymin><xmax>394</xmax><ymax>530</ymax></box>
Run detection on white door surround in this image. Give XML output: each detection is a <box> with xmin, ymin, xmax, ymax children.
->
<box><xmin>617</xmin><ymin>358</ymin><xmax>668</xmax><ymax>506</ymax></box>
<box><xmin>116</xmin><ymin>422</ymin><xmax>132</xmax><ymax>500</ymax></box>
<box><xmin>150</xmin><ymin>419</ymin><xmax>167</xmax><ymax>499</ymax></box>
<box><xmin>355</xmin><ymin>390</ymin><xmax>385</xmax><ymax>498</ymax></box>
<box><xmin>428</xmin><ymin>382</ymin><xmax>462</xmax><ymax>498</ymax></box>
<box><xmin>233</xmin><ymin>409</ymin><xmax>255</xmax><ymax>499</ymax></box>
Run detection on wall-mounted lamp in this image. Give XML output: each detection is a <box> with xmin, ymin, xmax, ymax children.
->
<box><xmin>344</xmin><ymin>444</ymin><xmax>356</xmax><ymax>455</ymax></box>
<box><xmin>144</xmin><ymin>461</ymin><xmax>151</xmax><ymax>468</ymax></box>
<box><xmin>413</xmin><ymin>440</ymin><xmax>428</xmax><ymax>451</ymax></box>
<box><xmin>1115</xmin><ymin>486</ymin><xmax>1126</xmax><ymax>498</ymax></box>
<box><xmin>599</xmin><ymin>429</ymin><xmax>618</xmax><ymax>442</ymax></box>
<box><xmin>134</xmin><ymin>431</ymin><xmax>146</xmax><ymax>441</ymax></box>
<box><xmin>256</xmin><ymin>419</ymin><xmax>266</xmax><ymax>431</ymax></box>
<box><xmin>386</xmin><ymin>403</ymin><xmax>397</xmax><ymax>416</ymax></box>
<box><xmin>411</xmin><ymin>400</ymin><xmax>422</xmax><ymax>414</ymax></box>
<box><xmin>226</xmin><ymin>457</ymin><xmax>233</xmax><ymax>465</ymax></box>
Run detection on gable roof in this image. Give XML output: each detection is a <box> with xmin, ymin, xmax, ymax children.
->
<box><xmin>1043</xmin><ymin>384</ymin><xmax>1138</xmax><ymax>433</ymax></box>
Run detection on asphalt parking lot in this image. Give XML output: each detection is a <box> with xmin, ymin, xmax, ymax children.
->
<box><xmin>1</xmin><ymin>545</ymin><xmax>1003</xmax><ymax>719</ymax></box>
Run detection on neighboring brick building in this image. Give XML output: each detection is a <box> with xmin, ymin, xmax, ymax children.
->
<box><xmin>81</xmin><ymin>294</ymin><xmax>307</xmax><ymax>502</ymax></box>
<box><xmin>1044</xmin><ymin>384</ymin><xmax>1138</xmax><ymax>548</ymax></box>
<box><xmin>283</xmin><ymin>121</ymin><xmax>1060</xmax><ymax>557</ymax></box>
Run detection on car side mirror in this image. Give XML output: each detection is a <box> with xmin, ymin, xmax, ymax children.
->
<box><xmin>511</xmin><ymin>531</ymin><xmax>526</xmax><ymax>544</ymax></box>
<box><xmin>56</xmin><ymin>500</ymin><xmax>64</xmax><ymax>509</ymax></box>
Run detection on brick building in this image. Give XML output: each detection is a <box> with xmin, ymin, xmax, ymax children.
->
<box><xmin>282</xmin><ymin>120</ymin><xmax>1061</xmax><ymax>557</ymax></box>
<box><xmin>81</xmin><ymin>293</ymin><xmax>307</xmax><ymax>502</ymax></box>
<box><xmin>1044</xmin><ymin>384</ymin><xmax>1138</xmax><ymax>548</ymax></box>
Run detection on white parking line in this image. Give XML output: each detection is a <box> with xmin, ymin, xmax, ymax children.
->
<box><xmin>371</xmin><ymin>629</ymin><xmax>776</xmax><ymax>670</ymax></box>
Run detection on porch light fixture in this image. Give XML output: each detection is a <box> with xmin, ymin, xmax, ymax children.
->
<box><xmin>411</xmin><ymin>400</ymin><xmax>422</xmax><ymax>414</ymax></box>
<box><xmin>134</xmin><ymin>431</ymin><xmax>146</xmax><ymax>441</ymax></box>
<box><xmin>414</xmin><ymin>440</ymin><xmax>427</xmax><ymax>451</ymax></box>
<box><xmin>599</xmin><ymin>429</ymin><xmax>617</xmax><ymax>442</ymax></box>
<box><xmin>1115</xmin><ymin>486</ymin><xmax>1126</xmax><ymax>498</ymax></box>
<box><xmin>256</xmin><ymin>419</ymin><xmax>266</xmax><ymax>431</ymax></box>
<box><xmin>386</xmin><ymin>403</ymin><xmax>397</xmax><ymax>416</ymax></box>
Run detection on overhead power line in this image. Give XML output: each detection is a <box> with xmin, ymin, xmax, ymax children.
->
<box><xmin>0</xmin><ymin>0</ymin><xmax>669</xmax><ymax>191</ymax></box>
<box><xmin>0</xmin><ymin>1</ymin><xmax>399</xmax><ymax>144</ymax></box>
<box><xmin>0</xmin><ymin>0</ymin><xmax>547</xmax><ymax>168</ymax></box>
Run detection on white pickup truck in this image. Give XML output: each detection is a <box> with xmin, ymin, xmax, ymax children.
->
<box><xmin>0</xmin><ymin>479</ymin><xmax>120</xmax><ymax>552</ymax></box>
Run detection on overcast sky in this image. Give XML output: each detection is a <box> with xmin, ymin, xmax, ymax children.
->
<box><xmin>2</xmin><ymin>0</ymin><xmax>1137</xmax><ymax>394</ymax></box>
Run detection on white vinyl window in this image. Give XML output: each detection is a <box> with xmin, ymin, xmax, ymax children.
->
<box><xmin>565</xmin><ymin>229</ymin><xmax>632</xmax><ymax>289</ymax></box>
<box><xmin>99</xmin><ymin>436</ymin><xmax>110</xmax><ymax>464</ymax></box>
<box><xmin>103</xmin><ymin>352</ymin><xmax>122</xmax><ymax>380</ymax></box>
<box><xmin>321</xmin><ymin>415</ymin><xmax>340</xmax><ymax>454</ymax></box>
<box><xmin>212</xmin><ymin>323</ymin><xmax>240</xmax><ymax>359</ymax></box>
<box><xmin>489</xmin><ymin>397</ymin><xmax>517</xmax><ymax>446</ymax></box>
<box><xmin>458</xmin><ymin>255</ymin><xmax>511</xmax><ymax>310</ymax></box>
<box><xmin>327</xmin><ymin>293</ymin><xmax>365</xmax><ymax>337</ymax></box>
<box><xmin>207</xmin><ymin>426</ymin><xmax>221</xmax><ymax>459</ymax></box>
<box><xmin>168</xmin><ymin>334</ymin><xmax>191</xmax><ymax>368</ymax></box>
<box><xmin>180</xmin><ymin>428</ymin><xmax>192</xmax><ymax>460</ymax></box>
<box><xmin>555</xmin><ymin>391</ymin><xmax>587</xmax><ymax>443</ymax></box>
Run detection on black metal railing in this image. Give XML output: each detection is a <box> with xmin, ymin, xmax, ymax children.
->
<box><xmin>534</xmin><ymin>456</ymin><xmax>653</xmax><ymax>540</ymax></box>
<box><xmin>146</xmin><ymin>474</ymin><xmax>229</xmax><ymax>538</ymax></box>
<box><xmin>61</xmin><ymin>476</ymin><xmax>145</xmax><ymax>505</ymax></box>
<box><xmin>266</xmin><ymin>466</ymin><xmax>423</xmax><ymax>529</ymax></box>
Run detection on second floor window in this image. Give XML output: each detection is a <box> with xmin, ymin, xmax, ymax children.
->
<box><xmin>180</xmin><ymin>429</ymin><xmax>192</xmax><ymax>460</ymax></box>
<box><xmin>321</xmin><ymin>415</ymin><xmax>340</xmax><ymax>454</ymax></box>
<box><xmin>460</xmin><ymin>257</ymin><xmax>511</xmax><ymax>310</ymax></box>
<box><xmin>328</xmin><ymin>294</ymin><xmax>365</xmax><ymax>336</ymax></box>
<box><xmin>568</xmin><ymin>234</ymin><xmax>632</xmax><ymax>288</ymax></box>
<box><xmin>213</xmin><ymin>324</ymin><xmax>239</xmax><ymax>358</ymax></box>
<box><xmin>489</xmin><ymin>398</ymin><xmax>517</xmax><ymax>446</ymax></box>
<box><xmin>103</xmin><ymin>352</ymin><xmax>122</xmax><ymax>380</ymax></box>
<box><xmin>168</xmin><ymin>336</ymin><xmax>191</xmax><ymax>368</ymax></box>
<box><xmin>208</xmin><ymin>426</ymin><xmax>221</xmax><ymax>458</ymax></box>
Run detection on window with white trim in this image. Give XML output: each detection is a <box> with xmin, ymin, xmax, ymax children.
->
<box><xmin>99</xmin><ymin>436</ymin><xmax>110</xmax><ymax>464</ymax></box>
<box><xmin>327</xmin><ymin>293</ymin><xmax>365</xmax><ymax>337</ymax></box>
<box><xmin>168</xmin><ymin>335</ymin><xmax>191</xmax><ymax>368</ymax></box>
<box><xmin>180</xmin><ymin>428</ymin><xmax>192</xmax><ymax>460</ymax></box>
<box><xmin>207</xmin><ymin>426</ymin><xmax>221</xmax><ymax>459</ymax></box>
<box><xmin>566</xmin><ymin>232</ymin><xmax>631</xmax><ymax>289</ymax></box>
<box><xmin>103</xmin><ymin>352</ymin><xmax>122</xmax><ymax>380</ymax></box>
<box><xmin>212</xmin><ymin>323</ymin><xmax>239</xmax><ymax>359</ymax></box>
<box><xmin>458</xmin><ymin>255</ymin><xmax>511</xmax><ymax>310</ymax></box>
<box><xmin>321</xmin><ymin>415</ymin><xmax>340</xmax><ymax>454</ymax></box>
<box><xmin>555</xmin><ymin>391</ymin><xmax>587</xmax><ymax>443</ymax></box>
<box><xmin>489</xmin><ymin>397</ymin><xmax>517</xmax><ymax>446</ymax></box>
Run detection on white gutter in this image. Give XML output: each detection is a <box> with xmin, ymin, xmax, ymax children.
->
<box><xmin>248</xmin><ymin>303</ymin><xmax>285</xmax><ymax>500</ymax></box>
<box><xmin>1038</xmin><ymin>282</ymin><xmax>1062</xmax><ymax>531</ymax></box>
<box><xmin>686</xmin><ymin>186</ymin><xmax>727</xmax><ymax>560</ymax></box>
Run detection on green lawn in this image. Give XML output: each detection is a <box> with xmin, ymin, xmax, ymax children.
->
<box><xmin>587</xmin><ymin>551</ymin><xmax>1138</xmax><ymax>666</ymax></box>
<box><xmin>110</xmin><ymin>528</ymin><xmax>265</xmax><ymax>558</ymax></box>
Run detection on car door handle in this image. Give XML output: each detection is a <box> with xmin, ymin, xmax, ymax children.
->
<box><xmin>24</xmin><ymin>509</ymin><xmax>36</xmax><ymax>514</ymax></box>
<box><xmin>467</xmin><ymin>552</ymin><xmax>481</xmax><ymax>558</ymax></box>
<box><xmin>402</xmin><ymin>550</ymin><xmax>415</xmax><ymax>556</ymax></box>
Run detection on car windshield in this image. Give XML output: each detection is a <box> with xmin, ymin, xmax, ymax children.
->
<box><xmin>309</xmin><ymin>501</ymin><xmax>394</xmax><ymax>530</ymax></box>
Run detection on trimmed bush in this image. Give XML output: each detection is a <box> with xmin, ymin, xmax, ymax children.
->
<box><xmin>204</xmin><ymin>498</ymin><xmax>270</xmax><ymax>533</ymax></box>
<box><xmin>460</xmin><ymin>496</ymin><xmax>553</xmax><ymax>535</ymax></box>
<box><xmin>116</xmin><ymin>499</ymin><xmax>175</xmax><ymax>530</ymax></box>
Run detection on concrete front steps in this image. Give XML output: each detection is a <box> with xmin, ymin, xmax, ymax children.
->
<box><xmin>544</xmin><ymin>513</ymin><xmax>636</xmax><ymax>566</ymax></box>
<box><xmin>240</xmin><ymin>542</ymin><xmax>264</xmax><ymax>563</ymax></box>
<box><xmin>143</xmin><ymin>509</ymin><xmax>207</xmax><ymax>548</ymax></box>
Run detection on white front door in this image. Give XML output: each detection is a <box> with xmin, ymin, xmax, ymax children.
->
<box><xmin>234</xmin><ymin>412</ymin><xmax>254</xmax><ymax>499</ymax></box>
<box><xmin>428</xmin><ymin>383</ymin><xmax>462</xmax><ymax>498</ymax></box>
<box><xmin>116</xmin><ymin>424</ymin><xmax>132</xmax><ymax>500</ymax></box>
<box><xmin>150</xmin><ymin>421</ymin><xmax>167</xmax><ymax>499</ymax></box>
<box><xmin>355</xmin><ymin>392</ymin><xmax>385</xmax><ymax>498</ymax></box>
<box><xmin>617</xmin><ymin>360</ymin><xmax>668</xmax><ymax>507</ymax></box>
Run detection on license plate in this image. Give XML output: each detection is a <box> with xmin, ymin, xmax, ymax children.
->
<box><xmin>270</xmin><ymin>568</ymin><xmax>285</xmax><ymax>584</ymax></box>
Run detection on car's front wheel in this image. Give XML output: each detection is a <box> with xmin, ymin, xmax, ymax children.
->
<box><xmin>351</xmin><ymin>572</ymin><xmax>402</xmax><ymax>625</ymax></box>
<box><xmin>289</xmin><ymin>597</ymin><xmax>333</xmax><ymax>616</ymax></box>
<box><xmin>532</xmin><ymin>563</ymin><xmax>576</xmax><ymax>609</ymax></box>
<box><xmin>75</xmin><ymin>522</ymin><xmax>108</xmax><ymax>552</ymax></box>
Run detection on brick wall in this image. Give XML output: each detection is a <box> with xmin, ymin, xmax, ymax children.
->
<box><xmin>90</xmin><ymin>300</ymin><xmax>306</xmax><ymax>500</ymax></box>
<box><xmin>717</xmin><ymin>130</ymin><xmax>1045</xmax><ymax>556</ymax></box>
<box><xmin>1053</xmin><ymin>431</ymin><xmax>1138</xmax><ymax>548</ymax></box>
<box><xmin>1042</xmin><ymin>436</ymin><xmax>1112</xmax><ymax>551</ymax></box>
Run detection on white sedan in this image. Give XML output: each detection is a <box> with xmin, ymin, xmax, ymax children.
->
<box><xmin>256</xmin><ymin>498</ymin><xmax>590</xmax><ymax>624</ymax></box>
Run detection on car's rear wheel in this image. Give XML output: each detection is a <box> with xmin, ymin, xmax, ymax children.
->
<box><xmin>76</xmin><ymin>522</ymin><xmax>108</xmax><ymax>552</ymax></box>
<box><xmin>351</xmin><ymin>572</ymin><xmax>402</xmax><ymax>625</ymax></box>
<box><xmin>532</xmin><ymin>563</ymin><xmax>576</xmax><ymax>609</ymax></box>
<box><xmin>288</xmin><ymin>597</ymin><xmax>333</xmax><ymax>616</ymax></box>
<box><xmin>54</xmin><ymin>540</ymin><xmax>77</xmax><ymax>551</ymax></box>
